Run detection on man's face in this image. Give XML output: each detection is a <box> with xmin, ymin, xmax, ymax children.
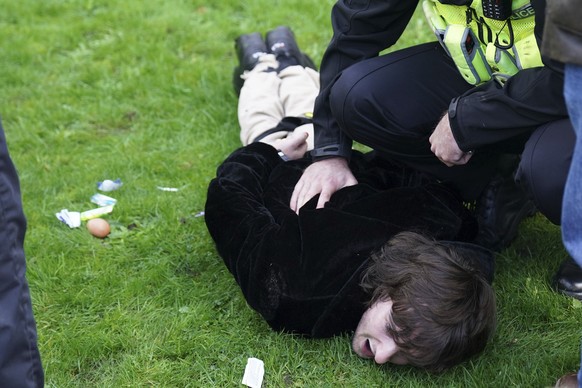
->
<box><xmin>352</xmin><ymin>299</ymin><xmax>408</xmax><ymax>365</ymax></box>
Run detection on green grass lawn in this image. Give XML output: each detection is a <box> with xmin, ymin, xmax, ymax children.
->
<box><xmin>1</xmin><ymin>0</ymin><xmax>579</xmax><ymax>386</ymax></box>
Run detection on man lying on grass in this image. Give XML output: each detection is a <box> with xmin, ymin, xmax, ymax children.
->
<box><xmin>204</xmin><ymin>27</ymin><xmax>496</xmax><ymax>372</ymax></box>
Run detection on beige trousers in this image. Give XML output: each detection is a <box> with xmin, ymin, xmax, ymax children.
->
<box><xmin>238</xmin><ymin>54</ymin><xmax>319</xmax><ymax>150</ymax></box>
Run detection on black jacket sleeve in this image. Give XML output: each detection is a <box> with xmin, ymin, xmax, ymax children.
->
<box><xmin>312</xmin><ymin>0</ymin><xmax>419</xmax><ymax>159</ymax></box>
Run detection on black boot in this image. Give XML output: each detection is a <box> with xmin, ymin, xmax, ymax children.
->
<box><xmin>474</xmin><ymin>157</ymin><xmax>537</xmax><ymax>251</ymax></box>
<box><xmin>553</xmin><ymin>257</ymin><xmax>582</xmax><ymax>300</ymax></box>
<box><xmin>265</xmin><ymin>26</ymin><xmax>317</xmax><ymax>72</ymax></box>
<box><xmin>232</xmin><ymin>32</ymin><xmax>267</xmax><ymax>95</ymax></box>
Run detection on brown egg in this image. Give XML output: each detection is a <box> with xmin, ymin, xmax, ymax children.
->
<box><xmin>87</xmin><ymin>218</ymin><xmax>111</xmax><ymax>238</ymax></box>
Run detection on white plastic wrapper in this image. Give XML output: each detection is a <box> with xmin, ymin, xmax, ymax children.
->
<box><xmin>91</xmin><ymin>193</ymin><xmax>117</xmax><ymax>207</ymax></box>
<box><xmin>242</xmin><ymin>358</ymin><xmax>264</xmax><ymax>388</ymax></box>
<box><xmin>97</xmin><ymin>178</ymin><xmax>123</xmax><ymax>192</ymax></box>
<box><xmin>56</xmin><ymin>209</ymin><xmax>81</xmax><ymax>228</ymax></box>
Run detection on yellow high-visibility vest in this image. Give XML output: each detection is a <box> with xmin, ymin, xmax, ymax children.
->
<box><xmin>423</xmin><ymin>0</ymin><xmax>543</xmax><ymax>85</ymax></box>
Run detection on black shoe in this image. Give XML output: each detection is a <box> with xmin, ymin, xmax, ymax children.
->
<box><xmin>553</xmin><ymin>257</ymin><xmax>582</xmax><ymax>300</ymax></box>
<box><xmin>474</xmin><ymin>171</ymin><xmax>537</xmax><ymax>251</ymax></box>
<box><xmin>233</xmin><ymin>32</ymin><xmax>267</xmax><ymax>94</ymax></box>
<box><xmin>265</xmin><ymin>26</ymin><xmax>317</xmax><ymax>72</ymax></box>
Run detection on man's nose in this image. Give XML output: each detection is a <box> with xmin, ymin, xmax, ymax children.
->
<box><xmin>374</xmin><ymin>341</ymin><xmax>399</xmax><ymax>364</ymax></box>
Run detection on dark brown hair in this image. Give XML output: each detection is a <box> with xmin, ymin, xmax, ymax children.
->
<box><xmin>360</xmin><ymin>231</ymin><xmax>496</xmax><ymax>372</ymax></box>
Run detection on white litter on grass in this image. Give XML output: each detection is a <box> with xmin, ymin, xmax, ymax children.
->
<box><xmin>56</xmin><ymin>209</ymin><xmax>81</xmax><ymax>228</ymax></box>
<box><xmin>97</xmin><ymin>178</ymin><xmax>123</xmax><ymax>192</ymax></box>
<box><xmin>56</xmin><ymin>189</ymin><xmax>117</xmax><ymax>228</ymax></box>
<box><xmin>242</xmin><ymin>357</ymin><xmax>264</xmax><ymax>388</ymax></box>
<box><xmin>194</xmin><ymin>211</ymin><xmax>205</xmax><ymax>217</ymax></box>
<box><xmin>80</xmin><ymin>205</ymin><xmax>114</xmax><ymax>221</ymax></box>
<box><xmin>157</xmin><ymin>186</ymin><xmax>179</xmax><ymax>192</ymax></box>
<box><xmin>90</xmin><ymin>193</ymin><xmax>117</xmax><ymax>207</ymax></box>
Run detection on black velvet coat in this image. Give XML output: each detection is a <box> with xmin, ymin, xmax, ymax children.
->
<box><xmin>204</xmin><ymin>143</ymin><xmax>482</xmax><ymax>338</ymax></box>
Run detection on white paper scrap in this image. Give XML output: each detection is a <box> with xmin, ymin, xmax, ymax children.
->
<box><xmin>242</xmin><ymin>357</ymin><xmax>264</xmax><ymax>388</ymax></box>
<box><xmin>91</xmin><ymin>193</ymin><xmax>117</xmax><ymax>207</ymax></box>
<box><xmin>56</xmin><ymin>209</ymin><xmax>81</xmax><ymax>228</ymax></box>
<box><xmin>157</xmin><ymin>186</ymin><xmax>179</xmax><ymax>192</ymax></box>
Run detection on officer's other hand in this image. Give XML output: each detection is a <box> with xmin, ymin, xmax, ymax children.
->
<box><xmin>290</xmin><ymin>157</ymin><xmax>357</xmax><ymax>213</ymax></box>
<box><xmin>429</xmin><ymin>113</ymin><xmax>473</xmax><ymax>166</ymax></box>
